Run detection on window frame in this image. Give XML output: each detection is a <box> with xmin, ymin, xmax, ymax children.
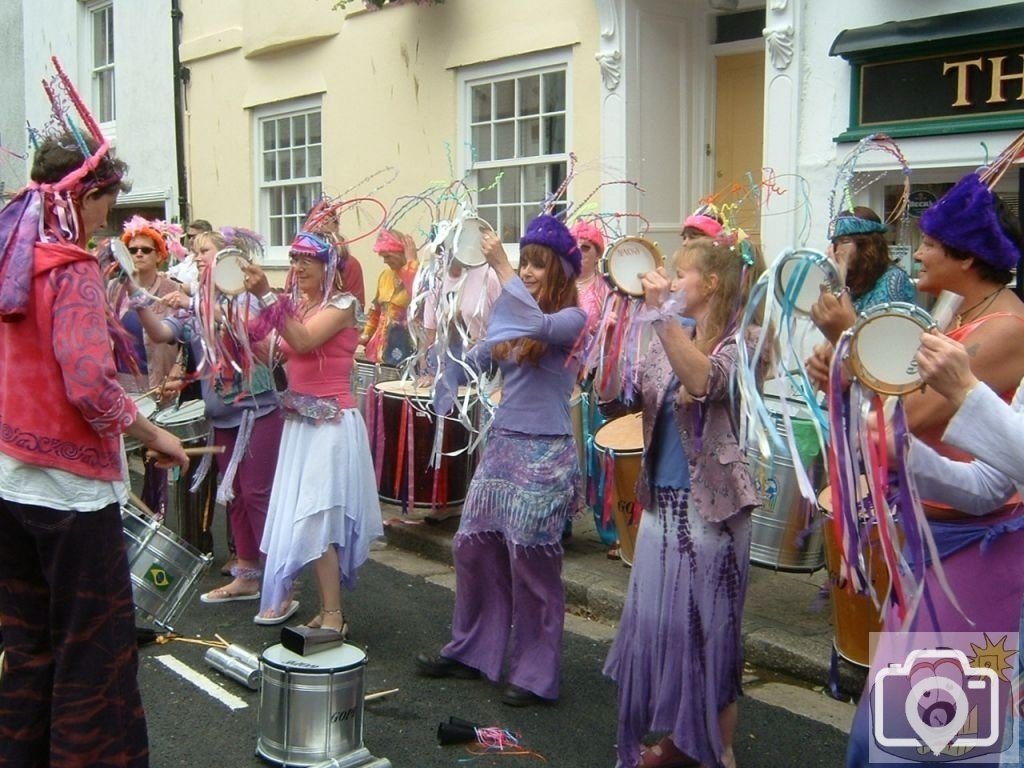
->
<box><xmin>457</xmin><ymin>49</ymin><xmax>572</xmax><ymax>256</ymax></box>
<box><xmin>87</xmin><ymin>0</ymin><xmax>115</xmax><ymax>126</ymax></box>
<box><xmin>251</xmin><ymin>95</ymin><xmax>324</xmax><ymax>266</ymax></box>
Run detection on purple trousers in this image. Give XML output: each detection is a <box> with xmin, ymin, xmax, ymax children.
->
<box><xmin>0</xmin><ymin>499</ymin><xmax>148</xmax><ymax>768</ymax></box>
<box><xmin>213</xmin><ymin>409</ymin><xmax>283</xmax><ymax>564</ymax></box>
<box><xmin>443</xmin><ymin>531</ymin><xmax>565</xmax><ymax>700</ymax></box>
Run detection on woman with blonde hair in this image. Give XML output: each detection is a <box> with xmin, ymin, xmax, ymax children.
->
<box><xmin>605</xmin><ymin>234</ymin><xmax>766</xmax><ymax>768</ymax></box>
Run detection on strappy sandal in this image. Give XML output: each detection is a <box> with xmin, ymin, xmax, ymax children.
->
<box><xmin>305</xmin><ymin>607</ymin><xmax>349</xmax><ymax>640</ymax></box>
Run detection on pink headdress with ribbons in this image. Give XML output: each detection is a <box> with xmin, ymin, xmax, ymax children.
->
<box><xmin>681</xmin><ymin>213</ymin><xmax>724</xmax><ymax>239</ymax></box>
<box><xmin>373</xmin><ymin>228</ymin><xmax>405</xmax><ymax>255</ymax></box>
<box><xmin>569</xmin><ymin>219</ymin><xmax>606</xmax><ymax>253</ymax></box>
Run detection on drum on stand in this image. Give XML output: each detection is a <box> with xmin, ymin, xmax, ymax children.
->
<box><xmin>371</xmin><ymin>380</ymin><xmax>472</xmax><ymax>510</ymax></box>
<box><xmin>819</xmin><ymin>482</ymin><xmax>901</xmax><ymax>668</ymax></box>
<box><xmin>592</xmin><ymin>412</ymin><xmax>644</xmax><ymax>566</ymax></box>
<box><xmin>122</xmin><ymin>504</ymin><xmax>213</xmax><ymax>632</ymax></box>
<box><xmin>257</xmin><ymin>642</ymin><xmax>370</xmax><ymax>767</ymax></box>
<box><xmin>746</xmin><ymin>385</ymin><xmax>825</xmax><ymax>572</ymax></box>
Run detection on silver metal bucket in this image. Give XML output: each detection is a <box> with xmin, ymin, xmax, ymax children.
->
<box><xmin>257</xmin><ymin>643</ymin><xmax>367</xmax><ymax>767</ymax></box>
<box><xmin>746</xmin><ymin>393</ymin><xmax>825</xmax><ymax>572</ymax></box>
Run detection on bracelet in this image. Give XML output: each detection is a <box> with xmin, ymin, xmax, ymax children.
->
<box><xmin>260</xmin><ymin>291</ymin><xmax>278</xmax><ymax>307</ymax></box>
<box><xmin>128</xmin><ymin>289</ymin><xmax>156</xmax><ymax>310</ymax></box>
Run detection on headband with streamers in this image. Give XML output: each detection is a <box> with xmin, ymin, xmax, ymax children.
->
<box><xmin>827</xmin><ymin>133</ymin><xmax>912</xmax><ymax>239</ymax></box>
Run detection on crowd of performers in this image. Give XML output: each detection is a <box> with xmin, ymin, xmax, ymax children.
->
<box><xmin>3</xmin><ymin>65</ymin><xmax>1024</xmax><ymax>768</ymax></box>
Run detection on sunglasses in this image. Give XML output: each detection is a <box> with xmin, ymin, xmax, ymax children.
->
<box><xmin>128</xmin><ymin>246</ymin><xmax>156</xmax><ymax>255</ymax></box>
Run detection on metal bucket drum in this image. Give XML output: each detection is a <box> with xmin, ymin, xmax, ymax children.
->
<box><xmin>601</xmin><ymin>236</ymin><xmax>663</xmax><ymax>297</ymax></box>
<box><xmin>845</xmin><ymin>302</ymin><xmax>935</xmax><ymax>396</ymax></box>
<box><xmin>125</xmin><ymin>393</ymin><xmax>158</xmax><ymax>453</ymax></box>
<box><xmin>819</xmin><ymin>482</ymin><xmax>902</xmax><ymax>668</ymax></box>
<box><xmin>352</xmin><ymin>361</ymin><xmax>399</xmax><ymax>418</ymax></box>
<box><xmin>592</xmin><ymin>412</ymin><xmax>644</xmax><ymax>566</ymax></box>
<box><xmin>121</xmin><ymin>504</ymin><xmax>213</xmax><ymax>631</ymax></box>
<box><xmin>371</xmin><ymin>380</ymin><xmax>472</xmax><ymax>510</ymax></box>
<box><xmin>154</xmin><ymin>400</ymin><xmax>209</xmax><ymax>445</ymax></box>
<box><xmin>746</xmin><ymin>390</ymin><xmax>825</xmax><ymax>572</ymax></box>
<box><xmin>773</xmin><ymin>248</ymin><xmax>842</xmax><ymax>315</ymax></box>
<box><xmin>257</xmin><ymin>642</ymin><xmax>368</xmax><ymax>767</ymax></box>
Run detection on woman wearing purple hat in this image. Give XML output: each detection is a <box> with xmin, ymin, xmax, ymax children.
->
<box><xmin>843</xmin><ymin>173</ymin><xmax>1024</xmax><ymax>768</ymax></box>
<box><xmin>415</xmin><ymin>214</ymin><xmax>587</xmax><ymax>707</ymax></box>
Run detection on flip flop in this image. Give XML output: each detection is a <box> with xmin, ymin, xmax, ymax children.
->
<box><xmin>200</xmin><ymin>587</ymin><xmax>260</xmax><ymax>604</ymax></box>
<box><xmin>253</xmin><ymin>600</ymin><xmax>300</xmax><ymax>626</ymax></box>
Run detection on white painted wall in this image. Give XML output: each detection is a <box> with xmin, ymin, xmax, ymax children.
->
<box><xmin>0</xmin><ymin>2</ymin><xmax>26</xmax><ymax>200</ymax></box>
<box><xmin>22</xmin><ymin>0</ymin><xmax>180</xmax><ymax>220</ymax></box>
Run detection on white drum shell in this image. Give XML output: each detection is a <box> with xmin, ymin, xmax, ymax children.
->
<box><xmin>257</xmin><ymin>643</ymin><xmax>368</xmax><ymax>767</ymax></box>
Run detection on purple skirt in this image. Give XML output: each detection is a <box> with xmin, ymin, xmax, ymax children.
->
<box><xmin>604</xmin><ymin>486</ymin><xmax>752</xmax><ymax>768</ymax></box>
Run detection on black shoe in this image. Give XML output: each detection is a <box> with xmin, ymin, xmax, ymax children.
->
<box><xmin>500</xmin><ymin>683</ymin><xmax>552</xmax><ymax>707</ymax></box>
<box><xmin>415</xmin><ymin>652</ymin><xmax>481</xmax><ymax>679</ymax></box>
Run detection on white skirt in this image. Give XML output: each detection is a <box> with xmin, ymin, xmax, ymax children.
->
<box><xmin>259</xmin><ymin>408</ymin><xmax>383</xmax><ymax>613</ymax></box>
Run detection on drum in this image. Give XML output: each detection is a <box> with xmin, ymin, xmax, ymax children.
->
<box><xmin>773</xmin><ymin>248</ymin><xmax>842</xmax><ymax>315</ymax></box>
<box><xmin>449</xmin><ymin>216</ymin><xmax>493</xmax><ymax>268</ymax></box>
<box><xmin>154</xmin><ymin>400</ymin><xmax>209</xmax><ymax>445</ymax></box>
<box><xmin>257</xmin><ymin>643</ymin><xmax>369</xmax><ymax>767</ymax></box>
<box><xmin>592</xmin><ymin>412</ymin><xmax>644</xmax><ymax>566</ymax></box>
<box><xmin>746</xmin><ymin>388</ymin><xmax>825</xmax><ymax>572</ymax></box>
<box><xmin>370</xmin><ymin>380</ymin><xmax>472</xmax><ymax>510</ymax></box>
<box><xmin>352</xmin><ymin>360</ymin><xmax>400</xmax><ymax>417</ymax></box>
<box><xmin>819</xmin><ymin>483</ymin><xmax>901</xmax><ymax>667</ymax></box>
<box><xmin>846</xmin><ymin>301</ymin><xmax>935</xmax><ymax>396</ymax></box>
<box><xmin>122</xmin><ymin>504</ymin><xmax>213</xmax><ymax>631</ymax></box>
<box><xmin>601</xmin><ymin>236</ymin><xmax>663</xmax><ymax>297</ymax></box>
<box><xmin>125</xmin><ymin>393</ymin><xmax>158</xmax><ymax>453</ymax></box>
<box><xmin>212</xmin><ymin>248</ymin><xmax>249</xmax><ymax>296</ymax></box>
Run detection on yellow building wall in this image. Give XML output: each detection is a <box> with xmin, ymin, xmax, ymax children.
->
<box><xmin>179</xmin><ymin>0</ymin><xmax>603</xmax><ymax>289</ymax></box>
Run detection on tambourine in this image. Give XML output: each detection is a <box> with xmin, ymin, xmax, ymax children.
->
<box><xmin>774</xmin><ymin>249</ymin><xmax>843</xmax><ymax>315</ymax></box>
<box><xmin>845</xmin><ymin>302</ymin><xmax>936</xmax><ymax>396</ymax></box>
<box><xmin>448</xmin><ymin>216</ymin><xmax>494</xmax><ymax>268</ymax></box>
<box><xmin>601</xmin><ymin>236</ymin><xmax>663</xmax><ymax>297</ymax></box>
<box><xmin>212</xmin><ymin>248</ymin><xmax>250</xmax><ymax>296</ymax></box>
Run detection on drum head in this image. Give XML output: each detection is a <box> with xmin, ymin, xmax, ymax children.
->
<box><xmin>774</xmin><ymin>250</ymin><xmax>841</xmax><ymax>315</ymax></box>
<box><xmin>603</xmin><ymin>237</ymin><xmax>663</xmax><ymax>297</ymax></box>
<box><xmin>594</xmin><ymin>411</ymin><xmax>644</xmax><ymax>453</ymax></box>
<box><xmin>111</xmin><ymin>239</ymin><xmax>137</xmax><ymax>282</ymax></box>
<box><xmin>155</xmin><ymin>400</ymin><xmax>207</xmax><ymax>426</ymax></box>
<box><xmin>261</xmin><ymin>642</ymin><xmax>367</xmax><ymax>673</ymax></box>
<box><xmin>847</xmin><ymin>303</ymin><xmax>934</xmax><ymax>396</ymax></box>
<box><xmin>213</xmin><ymin>249</ymin><xmax>249</xmax><ymax>296</ymax></box>
<box><xmin>451</xmin><ymin>217</ymin><xmax>492</xmax><ymax>268</ymax></box>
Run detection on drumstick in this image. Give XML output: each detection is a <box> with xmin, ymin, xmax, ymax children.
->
<box><xmin>145</xmin><ymin>445</ymin><xmax>226</xmax><ymax>459</ymax></box>
<box><xmin>365</xmin><ymin>688</ymin><xmax>399</xmax><ymax>702</ymax></box>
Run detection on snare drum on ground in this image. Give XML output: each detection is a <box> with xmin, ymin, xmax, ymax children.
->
<box><xmin>258</xmin><ymin>642</ymin><xmax>370</xmax><ymax>767</ymax></box>
<box><xmin>593</xmin><ymin>412</ymin><xmax>644</xmax><ymax>566</ymax></box>
<box><xmin>122</xmin><ymin>504</ymin><xmax>213</xmax><ymax>632</ymax></box>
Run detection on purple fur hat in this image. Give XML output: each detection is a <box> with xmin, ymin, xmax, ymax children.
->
<box><xmin>520</xmin><ymin>214</ymin><xmax>582</xmax><ymax>277</ymax></box>
<box><xmin>919</xmin><ymin>173</ymin><xmax>1020</xmax><ymax>271</ymax></box>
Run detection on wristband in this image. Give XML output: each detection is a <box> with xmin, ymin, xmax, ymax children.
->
<box><xmin>261</xmin><ymin>291</ymin><xmax>278</xmax><ymax>307</ymax></box>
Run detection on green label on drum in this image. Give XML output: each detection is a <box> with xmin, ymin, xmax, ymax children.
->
<box><xmin>145</xmin><ymin>563</ymin><xmax>174</xmax><ymax>591</ymax></box>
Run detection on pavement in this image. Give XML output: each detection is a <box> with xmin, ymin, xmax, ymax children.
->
<box><xmin>379</xmin><ymin>501</ymin><xmax>870</xmax><ymax>700</ymax></box>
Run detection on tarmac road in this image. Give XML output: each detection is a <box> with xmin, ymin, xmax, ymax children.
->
<box><xmin>139</xmin><ymin>545</ymin><xmax>851</xmax><ymax>768</ymax></box>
